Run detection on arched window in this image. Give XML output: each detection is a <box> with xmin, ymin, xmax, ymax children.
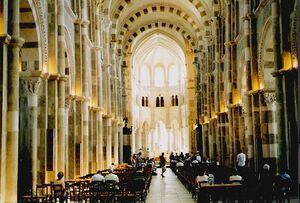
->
<box><xmin>145</xmin><ymin>97</ymin><xmax>148</xmax><ymax>107</ymax></box>
<box><xmin>142</xmin><ymin>96</ymin><xmax>145</xmax><ymax>106</ymax></box>
<box><xmin>156</xmin><ymin>97</ymin><xmax>160</xmax><ymax>107</ymax></box>
<box><xmin>154</xmin><ymin>67</ymin><xmax>164</xmax><ymax>87</ymax></box>
<box><xmin>175</xmin><ymin>95</ymin><xmax>178</xmax><ymax>106</ymax></box>
<box><xmin>141</xmin><ymin>66</ymin><xmax>150</xmax><ymax>86</ymax></box>
<box><xmin>169</xmin><ymin>65</ymin><xmax>179</xmax><ymax>86</ymax></box>
<box><xmin>172</xmin><ymin>95</ymin><xmax>175</xmax><ymax>106</ymax></box>
<box><xmin>161</xmin><ymin>97</ymin><xmax>164</xmax><ymax>107</ymax></box>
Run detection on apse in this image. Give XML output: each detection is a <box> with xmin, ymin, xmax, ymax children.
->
<box><xmin>130</xmin><ymin>33</ymin><xmax>189</xmax><ymax>157</ymax></box>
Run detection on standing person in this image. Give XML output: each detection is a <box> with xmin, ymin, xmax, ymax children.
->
<box><xmin>159</xmin><ymin>152</ymin><xmax>166</xmax><ymax>177</ymax></box>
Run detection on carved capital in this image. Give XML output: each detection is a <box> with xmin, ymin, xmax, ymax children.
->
<box><xmin>101</xmin><ymin>17</ymin><xmax>111</xmax><ymax>31</ymax></box>
<box><xmin>241</xmin><ymin>103</ymin><xmax>247</xmax><ymax>115</ymax></box>
<box><xmin>263</xmin><ymin>92</ymin><xmax>276</xmax><ymax>105</ymax></box>
<box><xmin>22</xmin><ymin>78</ymin><xmax>41</xmax><ymax>95</ymax></box>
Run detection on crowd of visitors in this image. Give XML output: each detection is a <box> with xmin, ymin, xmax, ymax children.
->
<box><xmin>168</xmin><ymin>150</ymin><xmax>293</xmax><ymax>203</ymax></box>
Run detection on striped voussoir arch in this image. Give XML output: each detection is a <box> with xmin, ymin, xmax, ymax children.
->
<box><xmin>120</xmin><ymin>21</ymin><xmax>198</xmax><ymax>52</ymax></box>
<box><xmin>20</xmin><ymin>1</ymin><xmax>41</xmax><ymax>71</ymax></box>
<box><xmin>110</xmin><ymin>0</ymin><xmax>213</xmax><ymax>49</ymax></box>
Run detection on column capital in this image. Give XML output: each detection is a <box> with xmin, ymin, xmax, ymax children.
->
<box><xmin>103</xmin><ymin>63</ymin><xmax>112</xmax><ymax>69</ymax></box>
<box><xmin>0</xmin><ymin>34</ymin><xmax>11</xmax><ymax>44</ymax></box>
<box><xmin>21</xmin><ymin>77</ymin><xmax>41</xmax><ymax>95</ymax></box>
<box><xmin>263</xmin><ymin>92</ymin><xmax>276</xmax><ymax>105</ymax></box>
<box><xmin>225</xmin><ymin>0</ymin><xmax>231</xmax><ymax>6</ymax></box>
<box><xmin>101</xmin><ymin>17</ymin><xmax>112</xmax><ymax>31</ymax></box>
<box><xmin>49</xmin><ymin>74</ymin><xmax>60</xmax><ymax>81</ymax></box>
<box><xmin>59</xmin><ymin>75</ymin><xmax>68</xmax><ymax>81</ymax></box>
<box><xmin>9</xmin><ymin>36</ymin><xmax>25</xmax><ymax>48</ymax></box>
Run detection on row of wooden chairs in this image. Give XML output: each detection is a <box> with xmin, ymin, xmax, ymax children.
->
<box><xmin>21</xmin><ymin>166</ymin><xmax>153</xmax><ymax>203</ymax></box>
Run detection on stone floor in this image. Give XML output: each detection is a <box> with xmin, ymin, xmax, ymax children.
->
<box><xmin>146</xmin><ymin>168</ymin><xmax>196</xmax><ymax>203</ymax></box>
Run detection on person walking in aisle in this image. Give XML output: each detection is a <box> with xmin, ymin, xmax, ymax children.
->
<box><xmin>160</xmin><ymin>152</ymin><xmax>166</xmax><ymax>177</ymax></box>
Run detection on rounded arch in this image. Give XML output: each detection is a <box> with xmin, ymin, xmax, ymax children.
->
<box><xmin>29</xmin><ymin>0</ymin><xmax>48</xmax><ymax>71</ymax></box>
<box><xmin>64</xmin><ymin>27</ymin><xmax>76</xmax><ymax>95</ymax></box>
<box><xmin>258</xmin><ymin>17</ymin><xmax>274</xmax><ymax>90</ymax></box>
<box><xmin>20</xmin><ymin>0</ymin><xmax>44</xmax><ymax>71</ymax></box>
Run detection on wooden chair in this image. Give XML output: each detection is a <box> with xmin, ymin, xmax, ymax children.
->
<box><xmin>52</xmin><ymin>184</ymin><xmax>65</xmax><ymax>203</ymax></box>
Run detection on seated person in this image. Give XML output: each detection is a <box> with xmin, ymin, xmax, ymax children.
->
<box><xmin>91</xmin><ymin>170</ymin><xmax>105</xmax><ymax>182</ymax></box>
<box><xmin>105</xmin><ymin>169</ymin><xmax>120</xmax><ymax>189</ymax></box>
<box><xmin>109</xmin><ymin>163</ymin><xmax>116</xmax><ymax>171</ymax></box>
<box><xmin>258</xmin><ymin>164</ymin><xmax>274</xmax><ymax>200</ymax></box>
<box><xmin>229</xmin><ymin>169</ymin><xmax>242</xmax><ymax>183</ymax></box>
<box><xmin>196</xmin><ymin>152</ymin><xmax>201</xmax><ymax>162</ymax></box>
<box><xmin>135</xmin><ymin>166</ymin><xmax>145</xmax><ymax>178</ymax></box>
<box><xmin>176</xmin><ymin>161</ymin><xmax>184</xmax><ymax>167</ymax></box>
<box><xmin>53</xmin><ymin>171</ymin><xmax>65</xmax><ymax>202</ymax></box>
<box><xmin>53</xmin><ymin>171</ymin><xmax>65</xmax><ymax>190</ymax></box>
<box><xmin>195</xmin><ymin>168</ymin><xmax>209</xmax><ymax>187</ymax></box>
<box><xmin>274</xmin><ymin>170</ymin><xmax>292</xmax><ymax>194</ymax></box>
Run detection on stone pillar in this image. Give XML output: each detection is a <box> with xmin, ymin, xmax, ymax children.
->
<box><xmin>242</xmin><ymin>0</ymin><xmax>254</xmax><ymax>164</ymax></box>
<box><xmin>22</xmin><ymin>78</ymin><xmax>41</xmax><ymax>192</ymax></box>
<box><xmin>98</xmin><ymin>110</ymin><xmax>104</xmax><ymax>170</ymax></box>
<box><xmin>114</xmin><ymin>120</ymin><xmax>119</xmax><ymax>164</ymax></box>
<box><xmin>65</xmin><ymin>97</ymin><xmax>72</xmax><ymax>179</ymax></box>
<box><xmin>81</xmin><ymin>0</ymin><xmax>90</xmax><ymax>175</ymax></box>
<box><xmin>103</xmin><ymin>63</ymin><xmax>112</xmax><ymax>167</ymax></box>
<box><xmin>106</xmin><ymin>116</ymin><xmax>112</xmax><ymax>168</ymax></box>
<box><xmin>150</xmin><ymin>129</ymin><xmax>154</xmax><ymax>153</ymax></box>
<box><xmin>95</xmin><ymin>5</ymin><xmax>103</xmax><ymax>170</ymax></box>
<box><xmin>118</xmin><ymin>123</ymin><xmax>123</xmax><ymax>163</ymax></box>
<box><xmin>57</xmin><ymin>0</ymin><xmax>66</xmax><ymax>173</ymax></box>
<box><xmin>4</xmin><ymin>0</ymin><xmax>24</xmax><ymax>201</ymax></box>
<box><xmin>271</xmin><ymin>0</ymin><xmax>286</xmax><ymax>173</ymax></box>
<box><xmin>136</xmin><ymin>128</ymin><xmax>142</xmax><ymax>151</ymax></box>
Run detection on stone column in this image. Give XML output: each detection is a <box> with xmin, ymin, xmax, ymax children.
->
<box><xmin>136</xmin><ymin>128</ymin><xmax>142</xmax><ymax>151</ymax></box>
<box><xmin>95</xmin><ymin>5</ymin><xmax>103</xmax><ymax>170</ymax></box>
<box><xmin>242</xmin><ymin>0</ymin><xmax>254</xmax><ymax>163</ymax></box>
<box><xmin>271</xmin><ymin>0</ymin><xmax>286</xmax><ymax>173</ymax></box>
<box><xmin>64</xmin><ymin>97</ymin><xmax>71</xmax><ymax>179</ymax></box>
<box><xmin>81</xmin><ymin>0</ymin><xmax>90</xmax><ymax>175</ymax></box>
<box><xmin>150</xmin><ymin>129</ymin><xmax>154</xmax><ymax>154</ymax></box>
<box><xmin>118</xmin><ymin>123</ymin><xmax>123</xmax><ymax>163</ymax></box>
<box><xmin>106</xmin><ymin>116</ymin><xmax>112</xmax><ymax>168</ymax></box>
<box><xmin>103</xmin><ymin>63</ymin><xmax>112</xmax><ymax>167</ymax></box>
<box><xmin>22</xmin><ymin>77</ymin><xmax>41</xmax><ymax>192</ymax></box>
<box><xmin>5</xmin><ymin>0</ymin><xmax>24</xmax><ymax>201</ymax></box>
<box><xmin>57</xmin><ymin>0</ymin><xmax>66</xmax><ymax>173</ymax></box>
<box><xmin>114</xmin><ymin>120</ymin><xmax>119</xmax><ymax>164</ymax></box>
<box><xmin>98</xmin><ymin>110</ymin><xmax>104</xmax><ymax>170</ymax></box>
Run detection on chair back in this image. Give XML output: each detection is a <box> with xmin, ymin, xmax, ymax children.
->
<box><xmin>52</xmin><ymin>184</ymin><xmax>64</xmax><ymax>202</ymax></box>
<box><xmin>104</xmin><ymin>180</ymin><xmax>116</xmax><ymax>191</ymax></box>
<box><xmin>90</xmin><ymin>181</ymin><xmax>103</xmax><ymax>192</ymax></box>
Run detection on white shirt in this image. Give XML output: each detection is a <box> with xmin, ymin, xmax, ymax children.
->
<box><xmin>229</xmin><ymin>175</ymin><xmax>242</xmax><ymax>182</ymax></box>
<box><xmin>91</xmin><ymin>174</ymin><xmax>105</xmax><ymax>182</ymax></box>
<box><xmin>105</xmin><ymin>173</ymin><xmax>119</xmax><ymax>183</ymax></box>
<box><xmin>196</xmin><ymin>175</ymin><xmax>208</xmax><ymax>184</ymax></box>
<box><xmin>176</xmin><ymin>162</ymin><xmax>184</xmax><ymax>167</ymax></box>
<box><xmin>236</xmin><ymin>152</ymin><xmax>246</xmax><ymax>167</ymax></box>
<box><xmin>192</xmin><ymin>159</ymin><xmax>199</xmax><ymax>164</ymax></box>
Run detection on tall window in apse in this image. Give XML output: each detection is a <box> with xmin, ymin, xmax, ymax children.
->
<box><xmin>172</xmin><ymin>95</ymin><xmax>175</xmax><ymax>106</ymax></box>
<box><xmin>156</xmin><ymin>97</ymin><xmax>160</xmax><ymax>107</ymax></box>
<box><xmin>161</xmin><ymin>97</ymin><xmax>164</xmax><ymax>107</ymax></box>
<box><xmin>145</xmin><ymin>97</ymin><xmax>148</xmax><ymax>107</ymax></box>
<box><xmin>154</xmin><ymin>67</ymin><xmax>164</xmax><ymax>87</ymax></box>
<box><xmin>142</xmin><ymin>96</ymin><xmax>145</xmax><ymax>106</ymax></box>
